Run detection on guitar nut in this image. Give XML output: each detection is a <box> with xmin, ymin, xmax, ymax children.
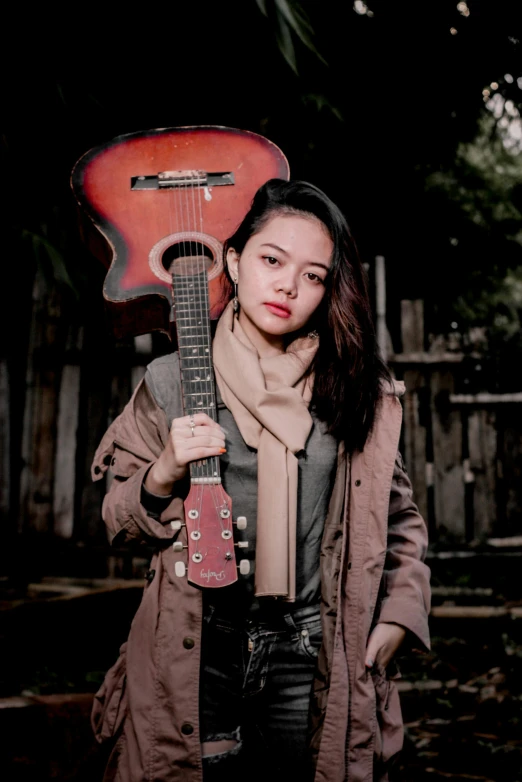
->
<box><xmin>188</xmin><ymin>509</ymin><xmax>199</xmax><ymax>520</ymax></box>
<box><xmin>220</xmin><ymin>508</ymin><xmax>231</xmax><ymax>518</ymax></box>
<box><xmin>190</xmin><ymin>530</ymin><xmax>201</xmax><ymax>540</ymax></box>
<box><xmin>192</xmin><ymin>552</ymin><xmax>203</xmax><ymax>563</ymax></box>
<box><xmin>221</xmin><ymin>530</ymin><xmax>232</xmax><ymax>540</ymax></box>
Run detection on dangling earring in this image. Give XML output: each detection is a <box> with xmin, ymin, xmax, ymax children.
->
<box><xmin>233</xmin><ymin>278</ymin><xmax>239</xmax><ymax>312</ymax></box>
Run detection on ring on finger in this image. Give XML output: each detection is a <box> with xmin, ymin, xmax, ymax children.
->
<box><xmin>189</xmin><ymin>415</ymin><xmax>195</xmax><ymax>437</ymax></box>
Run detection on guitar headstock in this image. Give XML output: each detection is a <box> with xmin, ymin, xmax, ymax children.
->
<box><xmin>174</xmin><ymin>482</ymin><xmax>249</xmax><ymax>588</ymax></box>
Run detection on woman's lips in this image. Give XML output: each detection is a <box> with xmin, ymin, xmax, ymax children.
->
<box><xmin>264</xmin><ymin>302</ymin><xmax>291</xmax><ymax>318</ymax></box>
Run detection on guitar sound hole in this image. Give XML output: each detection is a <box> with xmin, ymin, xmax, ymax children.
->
<box><xmin>163</xmin><ymin>242</ymin><xmax>214</xmax><ymax>276</ymax></box>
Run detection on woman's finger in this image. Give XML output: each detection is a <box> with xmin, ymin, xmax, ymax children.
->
<box><xmin>186</xmin><ymin>425</ymin><xmax>225</xmax><ymax>442</ymax></box>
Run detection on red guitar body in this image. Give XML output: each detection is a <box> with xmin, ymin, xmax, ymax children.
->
<box><xmin>71</xmin><ymin>125</ymin><xmax>290</xmax><ymax>338</ymax></box>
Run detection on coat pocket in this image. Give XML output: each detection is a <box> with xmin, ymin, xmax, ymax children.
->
<box><xmin>372</xmin><ymin>665</ymin><xmax>403</xmax><ymax>764</ymax></box>
<box><xmin>91</xmin><ymin>642</ymin><xmax>128</xmax><ymax>744</ymax></box>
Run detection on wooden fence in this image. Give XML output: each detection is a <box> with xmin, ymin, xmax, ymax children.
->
<box><xmin>1</xmin><ymin>270</ymin><xmax>522</xmax><ymax>583</ymax></box>
<box><xmin>389</xmin><ymin>299</ymin><xmax>522</xmax><ymax>545</ymax></box>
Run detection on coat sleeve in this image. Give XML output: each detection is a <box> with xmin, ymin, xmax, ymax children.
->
<box><xmin>378</xmin><ymin>451</ymin><xmax>431</xmax><ymax>651</ymax></box>
<box><xmin>91</xmin><ymin>376</ymin><xmax>189</xmax><ymax>546</ymax></box>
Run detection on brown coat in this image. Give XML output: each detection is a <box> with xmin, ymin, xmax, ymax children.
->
<box><xmin>91</xmin><ymin>371</ymin><xmax>430</xmax><ymax>782</ymax></box>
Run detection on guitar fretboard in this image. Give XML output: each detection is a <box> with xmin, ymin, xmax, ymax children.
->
<box><xmin>172</xmin><ymin>263</ymin><xmax>220</xmax><ymax>483</ymax></box>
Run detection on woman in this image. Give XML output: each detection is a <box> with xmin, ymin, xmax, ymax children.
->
<box><xmin>91</xmin><ymin>179</ymin><xmax>431</xmax><ymax>782</ymax></box>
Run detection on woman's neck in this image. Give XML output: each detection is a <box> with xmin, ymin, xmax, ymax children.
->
<box><xmin>237</xmin><ymin>310</ymin><xmax>285</xmax><ymax>358</ymax></box>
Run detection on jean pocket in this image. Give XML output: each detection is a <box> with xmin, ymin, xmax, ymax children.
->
<box><xmin>298</xmin><ymin>617</ymin><xmax>323</xmax><ymax>660</ymax></box>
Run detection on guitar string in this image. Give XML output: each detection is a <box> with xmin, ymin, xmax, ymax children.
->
<box><xmin>183</xmin><ymin>174</ymin><xmax>203</xmax><ymax>535</ymax></box>
<box><xmin>193</xmin><ymin>176</ymin><xmax>225</xmax><ymax>552</ymax></box>
<box><xmin>193</xmin><ymin>171</ymin><xmax>211</xmax><ymax>480</ymax></box>
<box><xmin>190</xmin><ymin>171</ymin><xmax>205</xmax><ymax>478</ymax></box>
<box><xmin>196</xmin><ymin>174</ymin><xmax>223</xmax><ymax>522</ymax></box>
<box><xmin>185</xmin><ymin>170</ymin><xmax>231</xmax><ymax>563</ymax></box>
<box><xmin>189</xmin><ymin>173</ymin><xmax>228</xmax><ymax>548</ymax></box>
<box><xmin>199</xmin><ymin>177</ymin><xmax>232</xmax><ymax>538</ymax></box>
<box><xmin>162</xmin><ymin>159</ymin><xmax>232</xmax><ymax>577</ymax></box>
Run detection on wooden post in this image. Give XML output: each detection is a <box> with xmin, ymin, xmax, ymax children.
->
<box><xmin>53</xmin><ymin>326</ymin><xmax>83</xmax><ymax>539</ymax></box>
<box><xmin>375</xmin><ymin>255</ymin><xmax>388</xmax><ymax>361</ymax></box>
<box><xmin>0</xmin><ymin>359</ymin><xmax>10</xmax><ymax>527</ymax></box>
<box><xmin>431</xmin><ymin>369</ymin><xmax>465</xmax><ymax>540</ymax></box>
<box><xmin>467</xmin><ymin>409</ymin><xmax>497</xmax><ymax>540</ymax></box>
<box><xmin>19</xmin><ymin>274</ymin><xmax>64</xmax><ymax>535</ymax></box>
<box><xmin>400</xmin><ymin>300</ymin><xmax>428</xmax><ymax>522</ymax></box>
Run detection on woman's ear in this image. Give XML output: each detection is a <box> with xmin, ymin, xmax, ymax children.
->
<box><xmin>226</xmin><ymin>248</ymin><xmax>240</xmax><ymax>280</ymax></box>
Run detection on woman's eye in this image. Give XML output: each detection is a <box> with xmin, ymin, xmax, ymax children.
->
<box><xmin>306</xmin><ymin>272</ymin><xmax>323</xmax><ymax>283</ymax></box>
<box><xmin>263</xmin><ymin>256</ymin><xmax>279</xmax><ymax>266</ymax></box>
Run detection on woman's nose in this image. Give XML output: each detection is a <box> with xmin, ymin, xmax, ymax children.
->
<box><xmin>276</xmin><ymin>273</ymin><xmax>297</xmax><ymax>296</ymax></box>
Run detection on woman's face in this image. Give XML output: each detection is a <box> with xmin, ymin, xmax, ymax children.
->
<box><xmin>226</xmin><ymin>213</ymin><xmax>333</xmax><ymax>355</ymax></box>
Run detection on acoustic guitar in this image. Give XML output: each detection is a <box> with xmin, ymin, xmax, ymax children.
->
<box><xmin>71</xmin><ymin>125</ymin><xmax>290</xmax><ymax>589</ymax></box>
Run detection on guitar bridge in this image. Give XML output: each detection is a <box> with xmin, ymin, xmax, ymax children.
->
<box><xmin>130</xmin><ymin>170</ymin><xmax>235</xmax><ymax>190</ymax></box>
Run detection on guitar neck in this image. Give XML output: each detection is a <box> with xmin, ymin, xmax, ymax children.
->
<box><xmin>172</xmin><ymin>262</ymin><xmax>221</xmax><ymax>484</ymax></box>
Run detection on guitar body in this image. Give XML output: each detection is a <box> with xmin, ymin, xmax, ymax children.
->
<box><xmin>71</xmin><ymin>125</ymin><xmax>290</xmax><ymax>338</ymax></box>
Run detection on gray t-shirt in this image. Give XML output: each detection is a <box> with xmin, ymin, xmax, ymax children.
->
<box><xmin>143</xmin><ymin>353</ymin><xmax>338</xmax><ymax>616</ymax></box>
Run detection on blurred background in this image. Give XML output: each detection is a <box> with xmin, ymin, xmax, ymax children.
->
<box><xmin>1</xmin><ymin>1</ymin><xmax>522</xmax><ymax>779</ymax></box>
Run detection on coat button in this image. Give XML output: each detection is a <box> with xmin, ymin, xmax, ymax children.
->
<box><xmin>103</xmin><ymin>454</ymin><xmax>112</xmax><ymax>465</ymax></box>
<box><xmin>181</xmin><ymin>722</ymin><xmax>194</xmax><ymax>735</ymax></box>
<box><xmin>93</xmin><ymin>465</ymin><xmax>101</xmax><ymax>475</ymax></box>
<box><xmin>183</xmin><ymin>637</ymin><xmax>195</xmax><ymax>649</ymax></box>
<box><xmin>355</xmin><ymin>479</ymin><xmax>361</xmax><ymax>487</ymax></box>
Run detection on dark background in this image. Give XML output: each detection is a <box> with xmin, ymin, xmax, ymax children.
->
<box><xmin>4</xmin><ymin>0</ymin><xmax>522</xmax><ymax>355</ymax></box>
<box><xmin>2</xmin><ymin>2</ymin><xmax>522</xmax><ymax>780</ymax></box>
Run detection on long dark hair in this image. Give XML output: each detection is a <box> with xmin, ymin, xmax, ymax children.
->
<box><xmin>223</xmin><ymin>178</ymin><xmax>391</xmax><ymax>454</ymax></box>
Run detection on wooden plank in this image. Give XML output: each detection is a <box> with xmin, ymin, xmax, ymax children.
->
<box><xmin>0</xmin><ymin>360</ymin><xmax>10</xmax><ymax>523</ymax></box>
<box><xmin>375</xmin><ymin>255</ymin><xmax>389</xmax><ymax>360</ymax></box>
<box><xmin>498</xmin><ymin>407</ymin><xmax>522</xmax><ymax>536</ymax></box>
<box><xmin>400</xmin><ymin>300</ymin><xmax>424</xmax><ymax>353</ymax></box>
<box><xmin>399</xmin><ymin>300</ymin><xmax>428</xmax><ymax>520</ymax></box>
<box><xmin>468</xmin><ymin>409</ymin><xmax>497</xmax><ymax>540</ymax></box>
<box><xmin>131</xmin><ymin>333</ymin><xmax>152</xmax><ymax>390</ymax></box>
<box><xmin>389</xmin><ymin>351</ymin><xmax>468</xmax><ymax>364</ymax></box>
<box><xmin>19</xmin><ymin>275</ymin><xmax>63</xmax><ymax>535</ymax></box>
<box><xmin>431</xmin><ymin>369</ymin><xmax>465</xmax><ymax>539</ymax></box>
<box><xmin>402</xmin><ymin>370</ymin><xmax>428</xmax><ymax>522</ymax></box>
<box><xmin>53</xmin><ymin>362</ymin><xmax>81</xmax><ymax>538</ymax></box>
<box><xmin>451</xmin><ymin>393</ymin><xmax>522</xmax><ymax>404</ymax></box>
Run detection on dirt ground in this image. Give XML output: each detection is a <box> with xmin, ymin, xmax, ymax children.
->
<box><xmin>2</xmin><ymin>552</ymin><xmax>522</xmax><ymax>781</ymax></box>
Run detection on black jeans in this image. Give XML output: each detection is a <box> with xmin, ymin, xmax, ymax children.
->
<box><xmin>200</xmin><ymin>603</ymin><xmax>322</xmax><ymax>781</ymax></box>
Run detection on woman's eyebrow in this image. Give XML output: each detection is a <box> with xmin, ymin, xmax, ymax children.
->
<box><xmin>260</xmin><ymin>243</ymin><xmax>330</xmax><ymax>271</ymax></box>
<box><xmin>260</xmin><ymin>242</ymin><xmax>288</xmax><ymax>255</ymax></box>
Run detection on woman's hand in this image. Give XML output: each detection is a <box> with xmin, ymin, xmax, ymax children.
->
<box><xmin>365</xmin><ymin>622</ymin><xmax>406</xmax><ymax>670</ymax></box>
<box><xmin>145</xmin><ymin>413</ymin><xmax>226</xmax><ymax>495</ymax></box>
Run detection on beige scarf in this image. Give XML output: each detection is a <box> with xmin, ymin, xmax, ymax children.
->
<box><xmin>212</xmin><ymin>301</ymin><xmax>318</xmax><ymax>601</ymax></box>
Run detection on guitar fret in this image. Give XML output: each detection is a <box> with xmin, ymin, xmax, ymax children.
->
<box><xmin>172</xmin><ymin>270</ymin><xmax>219</xmax><ymax>460</ymax></box>
<box><xmin>180</xmin><ymin>361</ymin><xmax>213</xmax><ymax>370</ymax></box>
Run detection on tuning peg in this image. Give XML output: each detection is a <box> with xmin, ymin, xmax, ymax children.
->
<box><xmin>234</xmin><ymin>516</ymin><xmax>247</xmax><ymax>530</ymax></box>
<box><xmin>173</xmin><ymin>541</ymin><xmax>188</xmax><ymax>552</ymax></box>
<box><xmin>235</xmin><ymin>541</ymin><xmax>248</xmax><ymax>549</ymax></box>
<box><xmin>238</xmin><ymin>560</ymin><xmax>250</xmax><ymax>575</ymax></box>
<box><xmin>175</xmin><ymin>562</ymin><xmax>186</xmax><ymax>577</ymax></box>
<box><xmin>170</xmin><ymin>520</ymin><xmax>185</xmax><ymax>531</ymax></box>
